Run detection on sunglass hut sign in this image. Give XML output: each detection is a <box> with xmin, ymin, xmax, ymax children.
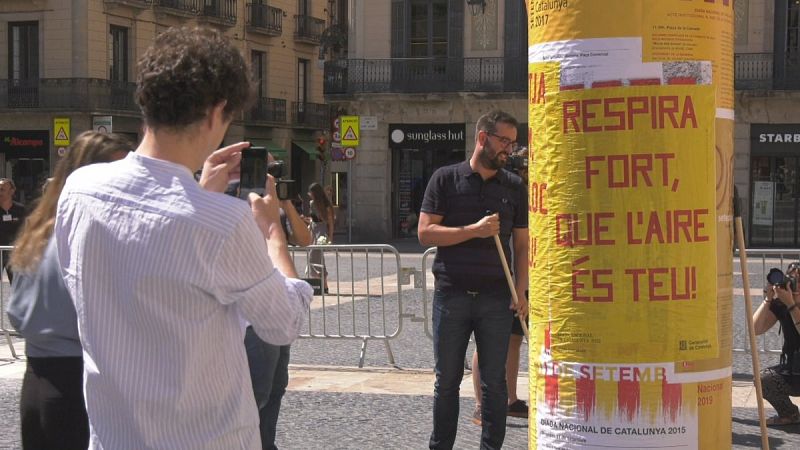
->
<box><xmin>389</xmin><ymin>124</ymin><xmax>466</xmax><ymax>150</ymax></box>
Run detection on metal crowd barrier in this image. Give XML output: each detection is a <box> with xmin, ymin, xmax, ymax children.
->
<box><xmin>0</xmin><ymin>245</ymin><xmax>18</xmax><ymax>358</ymax></box>
<box><xmin>288</xmin><ymin>244</ymin><xmax>408</xmax><ymax>368</ymax></box>
<box><xmin>420</xmin><ymin>247</ymin><xmax>437</xmax><ymax>341</ymax></box>
<box><xmin>420</xmin><ymin>245</ymin><xmax>799</xmax><ymax>358</ymax></box>
<box><xmin>3</xmin><ymin>241</ymin><xmax>798</xmax><ymax>365</ymax></box>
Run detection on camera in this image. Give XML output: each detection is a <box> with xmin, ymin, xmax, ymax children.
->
<box><xmin>266</xmin><ymin>161</ymin><xmax>296</xmax><ymax>201</ymax></box>
<box><xmin>506</xmin><ymin>153</ymin><xmax>528</xmax><ymax>172</ymax></box>
<box><xmin>238</xmin><ymin>146</ymin><xmax>296</xmax><ymax>201</ymax></box>
<box><xmin>767</xmin><ymin>267</ymin><xmax>798</xmax><ymax>291</ymax></box>
<box><xmin>267</xmin><ymin>160</ymin><xmax>285</xmax><ymax>179</ymax></box>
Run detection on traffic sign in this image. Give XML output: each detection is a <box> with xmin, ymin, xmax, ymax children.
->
<box><xmin>93</xmin><ymin>115</ymin><xmax>113</xmax><ymax>133</ymax></box>
<box><xmin>361</xmin><ymin>116</ymin><xmax>378</xmax><ymax>130</ymax></box>
<box><xmin>54</xmin><ymin>117</ymin><xmax>71</xmax><ymax>147</ymax></box>
<box><xmin>344</xmin><ymin>147</ymin><xmax>356</xmax><ymax>159</ymax></box>
<box><xmin>340</xmin><ymin>116</ymin><xmax>360</xmax><ymax>147</ymax></box>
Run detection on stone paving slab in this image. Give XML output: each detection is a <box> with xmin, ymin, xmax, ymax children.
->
<box><xmin>2</xmin><ymin>250</ymin><xmax>800</xmax><ymax>448</ymax></box>
<box><xmin>274</xmin><ymin>390</ymin><xmax>530</xmax><ymax>450</ymax></box>
<box><xmin>3</xmin><ymin>352</ymin><xmax>800</xmax><ymax>449</ymax></box>
<box><xmin>286</xmin><ymin>365</ymin><xmax>528</xmax><ymax>400</ymax></box>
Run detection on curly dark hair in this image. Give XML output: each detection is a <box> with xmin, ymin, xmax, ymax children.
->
<box><xmin>135</xmin><ymin>26</ymin><xmax>254</xmax><ymax>130</ymax></box>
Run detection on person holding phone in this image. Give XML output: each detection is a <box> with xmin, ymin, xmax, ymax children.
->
<box><xmin>54</xmin><ymin>26</ymin><xmax>313</xmax><ymax>449</ymax></box>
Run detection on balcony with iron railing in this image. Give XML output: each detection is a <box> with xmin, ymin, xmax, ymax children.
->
<box><xmin>291</xmin><ymin>101</ymin><xmax>329</xmax><ymax>129</ymax></box>
<box><xmin>245</xmin><ymin>97</ymin><xmax>287</xmax><ymax>124</ymax></box>
<box><xmin>323</xmin><ymin>57</ymin><xmax>526</xmax><ymax>95</ymax></box>
<box><xmin>152</xmin><ymin>0</ymin><xmax>237</xmax><ymax>24</ymax></box>
<box><xmin>199</xmin><ymin>0</ymin><xmax>237</xmax><ymax>25</ymax></box>
<box><xmin>246</xmin><ymin>3</ymin><xmax>283</xmax><ymax>36</ymax></box>
<box><xmin>735</xmin><ymin>53</ymin><xmax>774</xmax><ymax>90</ymax></box>
<box><xmin>733</xmin><ymin>53</ymin><xmax>800</xmax><ymax>91</ymax></box>
<box><xmin>0</xmin><ymin>78</ymin><xmax>138</xmax><ymax>112</ymax></box>
<box><xmin>104</xmin><ymin>0</ymin><xmax>152</xmax><ymax>8</ymax></box>
<box><xmin>325</xmin><ymin>54</ymin><xmax>800</xmax><ymax>95</ymax></box>
<box><xmin>153</xmin><ymin>0</ymin><xmax>199</xmax><ymax>17</ymax></box>
<box><xmin>294</xmin><ymin>15</ymin><xmax>325</xmax><ymax>44</ymax></box>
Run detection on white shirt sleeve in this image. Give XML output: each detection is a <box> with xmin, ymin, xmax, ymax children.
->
<box><xmin>214</xmin><ymin>213</ymin><xmax>313</xmax><ymax>345</ymax></box>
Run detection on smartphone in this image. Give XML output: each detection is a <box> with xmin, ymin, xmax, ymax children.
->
<box><xmin>239</xmin><ymin>146</ymin><xmax>268</xmax><ymax>198</ymax></box>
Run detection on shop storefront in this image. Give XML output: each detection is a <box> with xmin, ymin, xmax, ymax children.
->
<box><xmin>389</xmin><ymin>123</ymin><xmax>466</xmax><ymax>237</ymax></box>
<box><xmin>750</xmin><ymin>124</ymin><xmax>800</xmax><ymax>247</ymax></box>
<box><xmin>0</xmin><ymin>130</ymin><xmax>50</xmax><ymax>205</ymax></box>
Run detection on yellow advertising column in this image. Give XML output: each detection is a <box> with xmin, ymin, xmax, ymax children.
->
<box><xmin>527</xmin><ymin>1</ymin><xmax>734</xmax><ymax>449</ymax></box>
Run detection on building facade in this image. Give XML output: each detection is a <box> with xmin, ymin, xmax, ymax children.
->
<box><xmin>734</xmin><ymin>0</ymin><xmax>800</xmax><ymax>247</ymax></box>
<box><xmin>0</xmin><ymin>0</ymin><xmax>331</xmax><ymax>206</ymax></box>
<box><xmin>324</xmin><ymin>0</ymin><xmax>527</xmax><ymax>242</ymax></box>
<box><xmin>326</xmin><ymin>0</ymin><xmax>800</xmax><ymax>246</ymax></box>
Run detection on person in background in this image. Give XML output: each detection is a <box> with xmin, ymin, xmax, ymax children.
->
<box><xmin>0</xmin><ymin>178</ymin><xmax>27</xmax><ymax>283</ymax></box>
<box><xmin>754</xmin><ymin>262</ymin><xmax>800</xmax><ymax>426</ymax></box>
<box><xmin>305</xmin><ymin>182</ymin><xmax>335</xmax><ymax>290</ymax></box>
<box><xmin>6</xmin><ymin>131</ymin><xmax>132</xmax><ymax>450</ymax></box>
<box><xmin>54</xmin><ymin>26</ymin><xmax>312</xmax><ymax>449</ymax></box>
<box><xmin>471</xmin><ymin>145</ymin><xmax>530</xmax><ymax>424</ymax></box>
<box><xmin>245</xmin><ymin>152</ymin><xmax>312</xmax><ymax>450</ymax></box>
<box><xmin>419</xmin><ymin>110</ymin><xmax>528</xmax><ymax>450</ymax></box>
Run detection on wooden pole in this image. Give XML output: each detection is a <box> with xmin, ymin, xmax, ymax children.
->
<box><xmin>493</xmin><ymin>234</ymin><xmax>529</xmax><ymax>339</ymax></box>
<box><xmin>734</xmin><ymin>188</ymin><xmax>769</xmax><ymax>449</ymax></box>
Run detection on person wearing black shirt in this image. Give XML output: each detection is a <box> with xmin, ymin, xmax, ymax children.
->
<box><xmin>754</xmin><ymin>262</ymin><xmax>800</xmax><ymax>426</ymax></box>
<box><xmin>0</xmin><ymin>178</ymin><xmax>27</xmax><ymax>283</ymax></box>
<box><xmin>419</xmin><ymin>110</ymin><xmax>528</xmax><ymax>450</ymax></box>
<box><xmin>244</xmin><ymin>152</ymin><xmax>313</xmax><ymax>450</ymax></box>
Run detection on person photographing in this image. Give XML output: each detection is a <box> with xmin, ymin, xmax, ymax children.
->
<box><xmin>753</xmin><ymin>262</ymin><xmax>800</xmax><ymax>426</ymax></box>
<box><xmin>54</xmin><ymin>26</ymin><xmax>312</xmax><ymax>449</ymax></box>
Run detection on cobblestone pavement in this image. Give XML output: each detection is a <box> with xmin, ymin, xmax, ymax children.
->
<box><xmin>275</xmin><ymin>391</ymin><xmax>529</xmax><ymax>449</ymax></box>
<box><xmin>0</xmin><ymin>378</ymin><xmax>21</xmax><ymax>450</ymax></box>
<box><xmin>1</xmin><ymin>243</ymin><xmax>800</xmax><ymax>449</ymax></box>
<box><xmin>732</xmin><ymin>406</ymin><xmax>800</xmax><ymax>448</ymax></box>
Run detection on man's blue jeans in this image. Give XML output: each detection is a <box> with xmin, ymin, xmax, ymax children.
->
<box><xmin>429</xmin><ymin>288</ymin><xmax>513</xmax><ymax>450</ymax></box>
<box><xmin>245</xmin><ymin>327</ymin><xmax>291</xmax><ymax>450</ymax></box>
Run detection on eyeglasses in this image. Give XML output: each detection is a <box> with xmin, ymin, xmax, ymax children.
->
<box><xmin>485</xmin><ymin>131</ymin><xmax>518</xmax><ymax>152</ymax></box>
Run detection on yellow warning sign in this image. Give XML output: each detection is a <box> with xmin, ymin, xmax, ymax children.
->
<box><xmin>54</xmin><ymin>117</ymin><xmax>71</xmax><ymax>147</ymax></box>
<box><xmin>340</xmin><ymin>116</ymin><xmax>360</xmax><ymax>147</ymax></box>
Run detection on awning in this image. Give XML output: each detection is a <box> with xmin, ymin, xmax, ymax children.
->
<box><xmin>292</xmin><ymin>140</ymin><xmax>318</xmax><ymax>160</ymax></box>
<box><xmin>248</xmin><ymin>139</ymin><xmax>287</xmax><ymax>160</ymax></box>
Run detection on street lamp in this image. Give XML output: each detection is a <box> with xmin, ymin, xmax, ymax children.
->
<box><xmin>466</xmin><ymin>0</ymin><xmax>486</xmax><ymax>16</ymax></box>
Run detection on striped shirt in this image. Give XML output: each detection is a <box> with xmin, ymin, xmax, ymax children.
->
<box><xmin>55</xmin><ymin>152</ymin><xmax>313</xmax><ymax>450</ymax></box>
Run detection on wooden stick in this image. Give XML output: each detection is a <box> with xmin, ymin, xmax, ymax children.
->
<box><xmin>493</xmin><ymin>234</ymin><xmax>530</xmax><ymax>339</ymax></box>
<box><xmin>734</xmin><ymin>190</ymin><xmax>769</xmax><ymax>449</ymax></box>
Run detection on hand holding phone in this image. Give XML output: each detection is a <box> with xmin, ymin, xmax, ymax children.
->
<box><xmin>237</xmin><ymin>145</ymin><xmax>296</xmax><ymax>200</ymax></box>
<box><xmin>240</xmin><ymin>146</ymin><xmax>268</xmax><ymax>197</ymax></box>
<box><xmin>248</xmin><ymin>174</ymin><xmax>284</xmax><ymax>242</ymax></box>
<box><xmin>199</xmin><ymin>141</ymin><xmax>249</xmax><ymax>193</ymax></box>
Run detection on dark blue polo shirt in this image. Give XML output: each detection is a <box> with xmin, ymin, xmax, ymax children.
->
<box><xmin>420</xmin><ymin>161</ymin><xmax>527</xmax><ymax>291</ymax></box>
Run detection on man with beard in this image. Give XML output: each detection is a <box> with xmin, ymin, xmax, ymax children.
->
<box><xmin>418</xmin><ymin>110</ymin><xmax>528</xmax><ymax>450</ymax></box>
